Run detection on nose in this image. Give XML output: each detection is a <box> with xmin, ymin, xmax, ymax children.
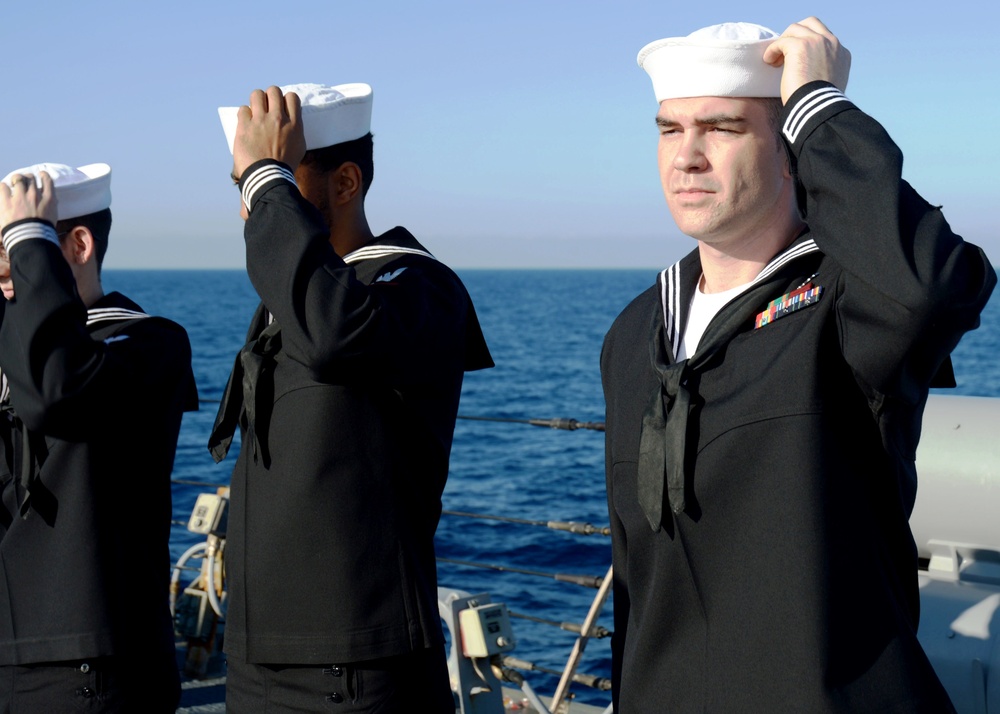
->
<box><xmin>671</xmin><ymin>131</ymin><xmax>708</xmax><ymax>173</ymax></box>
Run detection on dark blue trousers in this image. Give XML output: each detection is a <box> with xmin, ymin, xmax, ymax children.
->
<box><xmin>225</xmin><ymin>645</ymin><xmax>455</xmax><ymax>713</ymax></box>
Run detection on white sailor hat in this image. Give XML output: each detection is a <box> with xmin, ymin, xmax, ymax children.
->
<box><xmin>218</xmin><ymin>82</ymin><xmax>373</xmax><ymax>154</ymax></box>
<box><xmin>637</xmin><ymin>22</ymin><xmax>782</xmax><ymax>101</ymax></box>
<box><xmin>1</xmin><ymin>162</ymin><xmax>112</xmax><ymax>221</ymax></box>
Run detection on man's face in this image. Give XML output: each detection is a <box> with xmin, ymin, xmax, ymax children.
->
<box><xmin>232</xmin><ymin>163</ymin><xmax>331</xmax><ymax>221</ymax></box>
<box><xmin>232</xmin><ymin>170</ymin><xmax>249</xmax><ymax>221</ymax></box>
<box><xmin>293</xmin><ymin>162</ymin><xmax>330</xmax><ymax>218</ymax></box>
<box><xmin>656</xmin><ymin>96</ymin><xmax>790</xmax><ymax>248</ymax></box>
<box><xmin>0</xmin><ymin>229</ymin><xmax>80</xmax><ymax>301</ymax></box>
<box><xmin>0</xmin><ymin>244</ymin><xmax>12</xmax><ymax>300</ymax></box>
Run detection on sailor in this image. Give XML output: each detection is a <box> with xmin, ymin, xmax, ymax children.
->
<box><xmin>601</xmin><ymin>18</ymin><xmax>996</xmax><ymax>712</ymax></box>
<box><xmin>0</xmin><ymin>163</ymin><xmax>198</xmax><ymax>711</ymax></box>
<box><xmin>208</xmin><ymin>83</ymin><xmax>493</xmax><ymax>712</ymax></box>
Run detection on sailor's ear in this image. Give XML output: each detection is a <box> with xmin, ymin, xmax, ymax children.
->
<box><xmin>331</xmin><ymin>162</ymin><xmax>363</xmax><ymax>206</ymax></box>
<box><xmin>59</xmin><ymin>225</ymin><xmax>96</xmax><ymax>266</ymax></box>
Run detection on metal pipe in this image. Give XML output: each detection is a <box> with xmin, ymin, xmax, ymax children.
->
<box><xmin>550</xmin><ymin>564</ymin><xmax>615</xmax><ymax>711</ymax></box>
<box><xmin>437</xmin><ymin>557</ymin><xmax>604</xmax><ymax>589</ymax></box>
<box><xmin>442</xmin><ymin>509</ymin><xmax>610</xmax><ymax>536</ymax></box>
<box><xmin>457</xmin><ymin>414</ymin><xmax>605</xmax><ymax>431</ymax></box>
<box><xmin>508</xmin><ymin>611</ymin><xmax>612</xmax><ymax>638</ymax></box>
<box><xmin>501</xmin><ymin>657</ymin><xmax>612</xmax><ymax>691</ymax></box>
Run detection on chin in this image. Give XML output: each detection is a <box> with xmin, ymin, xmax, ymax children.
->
<box><xmin>672</xmin><ymin>220</ymin><xmax>712</xmax><ymax>242</ymax></box>
<box><xmin>668</xmin><ymin>210</ymin><xmax>711</xmax><ymax>236</ymax></box>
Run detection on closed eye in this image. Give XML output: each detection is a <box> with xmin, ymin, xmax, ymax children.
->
<box><xmin>656</xmin><ymin>118</ymin><xmax>681</xmax><ymax>135</ymax></box>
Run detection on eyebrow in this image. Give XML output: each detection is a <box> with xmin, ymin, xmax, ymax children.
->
<box><xmin>656</xmin><ymin>113</ymin><xmax>750</xmax><ymax>129</ymax></box>
<box><xmin>231</xmin><ymin>171</ymin><xmax>240</xmax><ymax>185</ymax></box>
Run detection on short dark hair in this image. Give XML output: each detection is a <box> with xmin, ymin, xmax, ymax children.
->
<box><xmin>56</xmin><ymin>208</ymin><xmax>112</xmax><ymax>271</ymax></box>
<box><xmin>299</xmin><ymin>133</ymin><xmax>374</xmax><ymax>196</ymax></box>
<box><xmin>751</xmin><ymin>97</ymin><xmax>783</xmax><ymax>149</ymax></box>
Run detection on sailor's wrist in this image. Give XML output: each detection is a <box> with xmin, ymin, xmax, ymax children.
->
<box><xmin>239</xmin><ymin>159</ymin><xmax>298</xmax><ymax>215</ymax></box>
<box><xmin>1</xmin><ymin>218</ymin><xmax>58</xmax><ymax>254</ymax></box>
<box><xmin>780</xmin><ymin>81</ymin><xmax>854</xmax><ymax>147</ymax></box>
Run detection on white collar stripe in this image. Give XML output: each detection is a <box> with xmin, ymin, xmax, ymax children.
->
<box><xmin>658</xmin><ymin>239</ymin><xmax>820</xmax><ymax>359</ymax></box>
<box><xmin>342</xmin><ymin>246</ymin><xmax>436</xmax><ymax>264</ymax></box>
<box><xmin>658</xmin><ymin>267</ymin><xmax>670</xmax><ymax>337</ymax></box>
<box><xmin>754</xmin><ymin>239</ymin><xmax>819</xmax><ymax>283</ymax></box>
<box><xmin>668</xmin><ymin>264</ymin><xmax>681</xmax><ymax>355</ymax></box>
<box><xmin>658</xmin><ymin>264</ymin><xmax>683</xmax><ymax>357</ymax></box>
<box><xmin>86</xmin><ymin>307</ymin><xmax>149</xmax><ymax>326</ymax></box>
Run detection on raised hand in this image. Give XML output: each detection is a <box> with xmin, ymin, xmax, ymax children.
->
<box><xmin>0</xmin><ymin>171</ymin><xmax>58</xmax><ymax>231</ymax></box>
<box><xmin>762</xmin><ymin>17</ymin><xmax>851</xmax><ymax>104</ymax></box>
<box><xmin>232</xmin><ymin>86</ymin><xmax>307</xmax><ymax>180</ymax></box>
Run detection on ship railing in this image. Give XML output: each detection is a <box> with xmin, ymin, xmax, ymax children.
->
<box><xmin>435</xmin><ymin>504</ymin><xmax>613</xmax><ymax>713</ymax></box>
<box><xmin>169</xmin><ymin>502</ymin><xmax>615</xmax><ymax>712</ymax></box>
<box><xmin>168</xmin><ymin>411</ymin><xmax>614</xmax><ymax>712</ymax></box>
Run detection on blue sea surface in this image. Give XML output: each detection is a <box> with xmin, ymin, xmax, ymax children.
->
<box><xmin>101</xmin><ymin>268</ymin><xmax>1000</xmax><ymax>708</ymax></box>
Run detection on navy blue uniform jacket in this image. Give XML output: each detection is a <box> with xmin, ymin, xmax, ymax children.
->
<box><xmin>601</xmin><ymin>82</ymin><xmax>996</xmax><ymax>712</ymax></box>
<box><xmin>209</xmin><ymin>161</ymin><xmax>493</xmax><ymax>664</ymax></box>
<box><xmin>0</xmin><ymin>221</ymin><xmax>197</xmax><ymax>704</ymax></box>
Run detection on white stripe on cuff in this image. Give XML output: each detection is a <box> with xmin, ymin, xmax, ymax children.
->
<box><xmin>783</xmin><ymin>87</ymin><xmax>850</xmax><ymax>144</ymax></box>
<box><xmin>2</xmin><ymin>222</ymin><xmax>59</xmax><ymax>253</ymax></box>
<box><xmin>241</xmin><ymin>164</ymin><xmax>297</xmax><ymax>213</ymax></box>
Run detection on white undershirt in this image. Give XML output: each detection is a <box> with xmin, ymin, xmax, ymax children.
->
<box><xmin>676</xmin><ymin>278</ymin><xmax>753</xmax><ymax>360</ymax></box>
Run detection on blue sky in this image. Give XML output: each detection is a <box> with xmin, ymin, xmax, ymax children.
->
<box><xmin>2</xmin><ymin>0</ymin><xmax>997</xmax><ymax>269</ymax></box>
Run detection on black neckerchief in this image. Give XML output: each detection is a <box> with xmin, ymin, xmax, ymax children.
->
<box><xmin>637</xmin><ymin>236</ymin><xmax>821</xmax><ymax>531</ymax></box>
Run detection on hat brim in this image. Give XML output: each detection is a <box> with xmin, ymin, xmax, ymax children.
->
<box><xmin>217</xmin><ymin>83</ymin><xmax>373</xmax><ymax>154</ymax></box>
<box><xmin>638</xmin><ymin>36</ymin><xmax>782</xmax><ymax>101</ymax></box>
<box><xmin>2</xmin><ymin>162</ymin><xmax>111</xmax><ymax>221</ymax></box>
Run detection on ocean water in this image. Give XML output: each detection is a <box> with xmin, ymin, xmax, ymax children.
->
<box><xmin>101</xmin><ymin>268</ymin><xmax>1000</xmax><ymax>708</ymax></box>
